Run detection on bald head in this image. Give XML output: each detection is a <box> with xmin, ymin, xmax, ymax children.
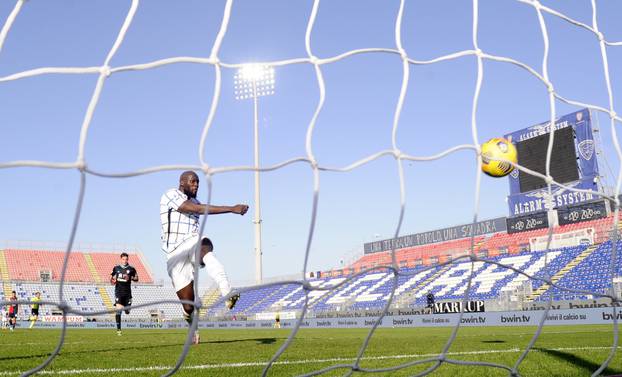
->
<box><xmin>179</xmin><ymin>171</ymin><xmax>198</xmax><ymax>183</ymax></box>
<box><xmin>179</xmin><ymin>171</ymin><xmax>199</xmax><ymax>198</ymax></box>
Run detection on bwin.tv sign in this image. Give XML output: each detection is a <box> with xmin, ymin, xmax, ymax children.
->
<box><xmin>433</xmin><ymin>301</ymin><xmax>485</xmax><ymax>314</ymax></box>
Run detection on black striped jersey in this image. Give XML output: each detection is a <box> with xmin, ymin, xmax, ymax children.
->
<box><xmin>111</xmin><ymin>264</ymin><xmax>137</xmax><ymax>297</ymax></box>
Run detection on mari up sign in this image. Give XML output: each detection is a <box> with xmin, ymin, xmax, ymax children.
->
<box><xmin>433</xmin><ymin>300</ymin><xmax>485</xmax><ymax>314</ymax></box>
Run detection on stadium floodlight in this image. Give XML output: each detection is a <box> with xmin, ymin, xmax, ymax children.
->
<box><xmin>234</xmin><ymin>64</ymin><xmax>275</xmax><ymax>284</ymax></box>
<box><xmin>234</xmin><ymin>64</ymin><xmax>275</xmax><ymax>100</ymax></box>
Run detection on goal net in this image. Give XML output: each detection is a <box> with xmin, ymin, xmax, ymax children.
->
<box><xmin>0</xmin><ymin>0</ymin><xmax>620</xmax><ymax>376</ymax></box>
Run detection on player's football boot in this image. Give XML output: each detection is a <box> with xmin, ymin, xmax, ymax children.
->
<box><xmin>192</xmin><ymin>330</ymin><xmax>200</xmax><ymax>345</ymax></box>
<box><xmin>225</xmin><ymin>293</ymin><xmax>240</xmax><ymax>310</ymax></box>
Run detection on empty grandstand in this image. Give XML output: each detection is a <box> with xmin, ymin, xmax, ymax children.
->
<box><xmin>203</xmin><ymin>212</ymin><xmax>621</xmax><ymax>320</ymax></box>
<box><xmin>2</xmin><ymin>209</ymin><xmax>621</xmax><ymax>323</ymax></box>
<box><xmin>0</xmin><ymin>244</ymin><xmax>193</xmax><ymax>321</ymax></box>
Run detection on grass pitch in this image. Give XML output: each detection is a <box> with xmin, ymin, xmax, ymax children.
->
<box><xmin>0</xmin><ymin>325</ymin><xmax>620</xmax><ymax>376</ymax></box>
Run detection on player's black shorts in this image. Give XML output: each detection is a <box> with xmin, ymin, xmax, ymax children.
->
<box><xmin>31</xmin><ymin>308</ymin><xmax>39</xmax><ymax>316</ymax></box>
<box><xmin>8</xmin><ymin>313</ymin><xmax>16</xmax><ymax>319</ymax></box>
<box><xmin>115</xmin><ymin>295</ymin><xmax>132</xmax><ymax>307</ymax></box>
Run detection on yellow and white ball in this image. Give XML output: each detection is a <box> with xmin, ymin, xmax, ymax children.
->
<box><xmin>481</xmin><ymin>137</ymin><xmax>517</xmax><ymax>177</ymax></box>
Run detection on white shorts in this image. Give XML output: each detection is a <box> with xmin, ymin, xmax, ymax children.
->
<box><xmin>166</xmin><ymin>235</ymin><xmax>203</xmax><ymax>292</ymax></box>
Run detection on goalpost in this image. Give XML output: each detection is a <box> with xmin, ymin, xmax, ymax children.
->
<box><xmin>0</xmin><ymin>0</ymin><xmax>621</xmax><ymax>376</ymax></box>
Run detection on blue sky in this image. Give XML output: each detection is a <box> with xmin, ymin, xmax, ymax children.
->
<box><xmin>1</xmin><ymin>0</ymin><xmax>621</xmax><ymax>285</ymax></box>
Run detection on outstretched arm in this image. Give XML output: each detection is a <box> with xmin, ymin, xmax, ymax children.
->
<box><xmin>178</xmin><ymin>202</ymin><xmax>249</xmax><ymax>216</ymax></box>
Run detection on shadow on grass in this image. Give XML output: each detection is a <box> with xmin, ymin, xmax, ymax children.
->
<box><xmin>0</xmin><ymin>342</ymin><xmax>183</xmax><ymax>361</ymax></box>
<box><xmin>481</xmin><ymin>340</ymin><xmax>506</xmax><ymax>344</ymax></box>
<box><xmin>205</xmin><ymin>337</ymin><xmax>279</xmax><ymax>345</ymax></box>
<box><xmin>535</xmin><ymin>347</ymin><xmax>622</xmax><ymax>375</ymax></box>
<box><xmin>0</xmin><ymin>337</ymin><xmax>280</xmax><ymax>361</ymax></box>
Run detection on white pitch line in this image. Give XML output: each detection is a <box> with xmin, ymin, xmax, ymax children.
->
<box><xmin>0</xmin><ymin>346</ymin><xmax>619</xmax><ymax>376</ymax></box>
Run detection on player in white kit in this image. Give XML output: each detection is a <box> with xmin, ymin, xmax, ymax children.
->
<box><xmin>160</xmin><ymin>171</ymin><xmax>248</xmax><ymax>344</ymax></box>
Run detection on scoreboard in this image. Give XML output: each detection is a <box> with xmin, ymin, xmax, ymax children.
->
<box><xmin>516</xmin><ymin>126</ymin><xmax>579</xmax><ymax>193</ymax></box>
<box><xmin>505</xmin><ymin>109</ymin><xmax>601</xmax><ymax>218</ymax></box>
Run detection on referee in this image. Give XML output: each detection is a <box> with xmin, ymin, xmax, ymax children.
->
<box><xmin>29</xmin><ymin>291</ymin><xmax>41</xmax><ymax>328</ymax></box>
<box><xmin>110</xmin><ymin>252</ymin><xmax>138</xmax><ymax>336</ymax></box>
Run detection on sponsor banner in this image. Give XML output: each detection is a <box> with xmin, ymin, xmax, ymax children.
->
<box><xmin>42</xmin><ymin>315</ymin><xmax>84</xmax><ymax>323</ymax></box>
<box><xmin>508</xmin><ymin>179</ymin><xmax>598</xmax><ymax>217</ymax></box>
<box><xmin>30</xmin><ymin>321</ymin><xmax>208</xmax><ymax>329</ymax></box>
<box><xmin>557</xmin><ymin>200</ymin><xmax>608</xmax><ymax>226</ymax></box>
<box><xmin>505</xmin><ymin>109</ymin><xmax>601</xmax><ymax>216</ymax></box>
<box><xmin>22</xmin><ymin>308</ymin><xmax>622</xmax><ymax>329</ymax></box>
<box><xmin>94</xmin><ymin>323</ymin><xmax>118</xmax><ymax>329</ymax></box>
<box><xmin>364</xmin><ymin>218</ymin><xmax>507</xmax><ymax>254</ymax></box>
<box><xmin>210</xmin><ymin>308</ymin><xmax>621</xmax><ymax>328</ymax></box>
<box><xmin>255</xmin><ymin>311</ymin><xmax>297</xmax><ymax>321</ymax></box>
<box><xmin>506</xmin><ymin>211</ymin><xmax>549</xmax><ymax>234</ymax></box>
<box><xmin>433</xmin><ymin>301</ymin><xmax>485</xmax><ymax>314</ymax></box>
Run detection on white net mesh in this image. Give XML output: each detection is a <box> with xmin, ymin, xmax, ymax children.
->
<box><xmin>0</xmin><ymin>0</ymin><xmax>621</xmax><ymax>376</ymax></box>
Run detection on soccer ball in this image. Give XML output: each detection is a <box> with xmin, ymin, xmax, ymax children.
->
<box><xmin>481</xmin><ymin>137</ymin><xmax>517</xmax><ymax>177</ymax></box>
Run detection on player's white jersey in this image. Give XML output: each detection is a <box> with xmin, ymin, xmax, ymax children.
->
<box><xmin>160</xmin><ymin>188</ymin><xmax>200</xmax><ymax>253</ymax></box>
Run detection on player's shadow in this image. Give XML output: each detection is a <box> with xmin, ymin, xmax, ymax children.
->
<box><xmin>0</xmin><ymin>337</ymin><xmax>282</xmax><ymax>362</ymax></box>
<box><xmin>481</xmin><ymin>340</ymin><xmax>506</xmax><ymax>344</ymax></box>
<box><xmin>535</xmin><ymin>347</ymin><xmax>622</xmax><ymax>375</ymax></box>
<box><xmin>0</xmin><ymin>342</ymin><xmax>188</xmax><ymax>361</ymax></box>
<box><xmin>206</xmin><ymin>337</ymin><xmax>278</xmax><ymax>345</ymax></box>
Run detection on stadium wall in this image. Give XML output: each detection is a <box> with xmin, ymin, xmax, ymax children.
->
<box><xmin>12</xmin><ymin>307</ymin><xmax>622</xmax><ymax>329</ymax></box>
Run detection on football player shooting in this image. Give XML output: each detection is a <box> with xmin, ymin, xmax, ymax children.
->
<box><xmin>110</xmin><ymin>252</ymin><xmax>138</xmax><ymax>336</ymax></box>
<box><xmin>160</xmin><ymin>171</ymin><xmax>248</xmax><ymax>344</ymax></box>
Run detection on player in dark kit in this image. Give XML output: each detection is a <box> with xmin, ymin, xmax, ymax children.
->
<box><xmin>8</xmin><ymin>291</ymin><xmax>18</xmax><ymax>331</ymax></box>
<box><xmin>426</xmin><ymin>292</ymin><xmax>435</xmax><ymax>314</ymax></box>
<box><xmin>110</xmin><ymin>252</ymin><xmax>138</xmax><ymax>336</ymax></box>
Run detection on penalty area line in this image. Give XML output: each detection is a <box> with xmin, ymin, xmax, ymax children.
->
<box><xmin>1</xmin><ymin>345</ymin><xmax>619</xmax><ymax>375</ymax></box>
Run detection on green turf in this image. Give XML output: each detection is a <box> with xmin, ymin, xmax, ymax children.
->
<box><xmin>0</xmin><ymin>325</ymin><xmax>620</xmax><ymax>376</ymax></box>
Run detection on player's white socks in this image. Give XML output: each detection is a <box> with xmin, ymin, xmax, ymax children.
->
<box><xmin>202</xmin><ymin>252</ymin><xmax>231</xmax><ymax>297</ymax></box>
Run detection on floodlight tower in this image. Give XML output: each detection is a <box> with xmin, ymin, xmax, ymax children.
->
<box><xmin>234</xmin><ymin>64</ymin><xmax>275</xmax><ymax>284</ymax></box>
